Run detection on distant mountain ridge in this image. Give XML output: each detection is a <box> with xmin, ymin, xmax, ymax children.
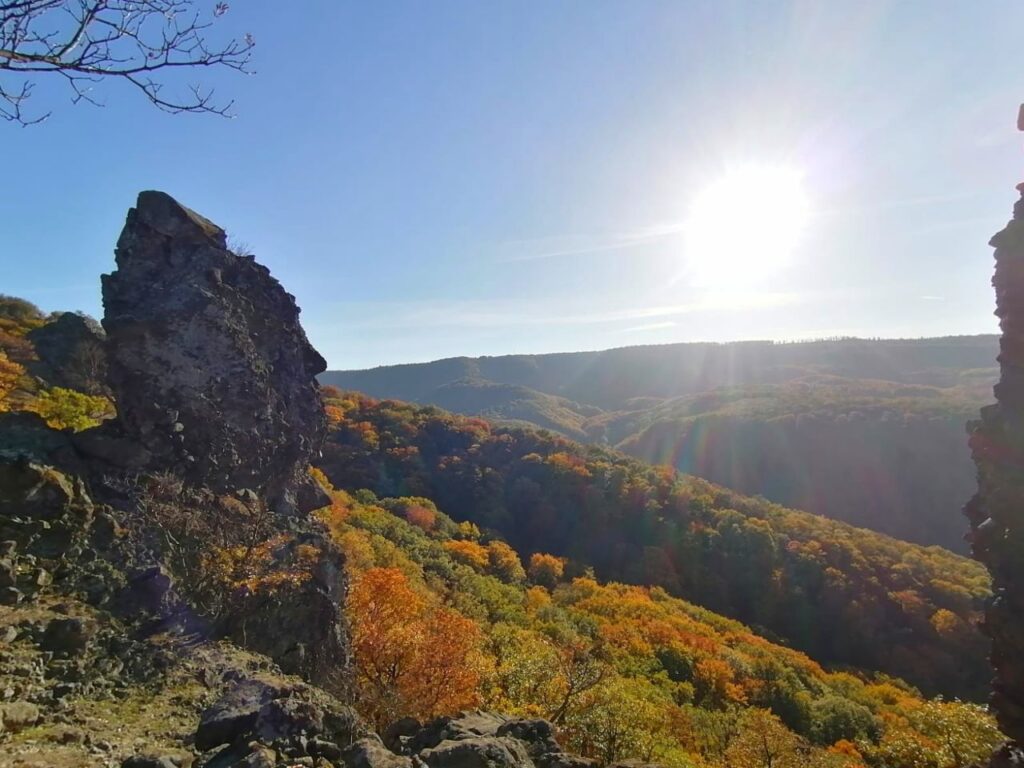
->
<box><xmin>322</xmin><ymin>336</ymin><xmax>999</xmax><ymax>551</ymax></box>
<box><xmin>323</xmin><ymin>336</ymin><xmax>998</xmax><ymax>407</ymax></box>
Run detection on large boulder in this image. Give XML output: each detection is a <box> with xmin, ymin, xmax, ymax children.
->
<box><xmin>392</xmin><ymin>713</ymin><xmax>582</xmax><ymax>768</ymax></box>
<box><xmin>101</xmin><ymin>191</ymin><xmax>328</xmax><ymax>515</ymax></box>
<box><xmin>196</xmin><ymin>679</ymin><xmax>283</xmax><ymax>751</ymax></box>
<box><xmin>195</xmin><ymin>676</ymin><xmax>363</xmax><ymax>753</ymax></box>
<box><xmin>419</xmin><ymin>737</ymin><xmax>535</xmax><ymax>768</ymax></box>
<box><xmin>27</xmin><ymin>311</ymin><xmax>109</xmax><ymax>396</ymax></box>
<box><xmin>495</xmin><ymin>721</ymin><xmax>561</xmax><ymax>759</ymax></box>
<box><xmin>404</xmin><ymin>712</ymin><xmax>508</xmax><ymax>754</ymax></box>
<box><xmin>342</xmin><ymin>738</ymin><xmax>414</xmax><ymax>768</ymax></box>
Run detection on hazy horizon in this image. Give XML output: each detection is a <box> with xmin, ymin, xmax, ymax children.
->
<box><xmin>326</xmin><ymin>331</ymin><xmax>999</xmax><ymax>372</ymax></box>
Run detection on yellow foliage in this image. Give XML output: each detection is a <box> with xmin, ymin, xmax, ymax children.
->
<box><xmin>444</xmin><ymin>539</ymin><xmax>490</xmax><ymax>571</ymax></box>
<box><xmin>930</xmin><ymin>608</ymin><xmax>963</xmax><ymax>637</ymax></box>
<box><xmin>27</xmin><ymin>386</ymin><xmax>114</xmax><ymax>431</ymax></box>
<box><xmin>0</xmin><ymin>350</ymin><xmax>24</xmax><ymax>411</ymax></box>
<box><xmin>487</xmin><ymin>540</ymin><xmax>526</xmax><ymax>582</ymax></box>
<box><xmin>525</xmin><ymin>586</ymin><xmax>552</xmax><ymax>614</ymax></box>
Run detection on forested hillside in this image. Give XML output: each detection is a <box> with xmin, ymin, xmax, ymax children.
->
<box><xmin>612</xmin><ymin>377</ymin><xmax>981</xmax><ymax>551</ymax></box>
<box><xmin>317</xmin><ymin>474</ymin><xmax>1001</xmax><ymax>768</ymax></box>
<box><xmin>315</xmin><ymin>390</ymin><xmax>992</xmax><ymax>702</ymax></box>
<box><xmin>0</xmin><ymin>287</ymin><xmax>1003</xmax><ymax>768</ymax></box>
<box><xmin>322</xmin><ymin>338</ymin><xmax>997</xmax><ymax>551</ymax></box>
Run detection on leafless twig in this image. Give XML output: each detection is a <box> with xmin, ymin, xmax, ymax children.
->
<box><xmin>0</xmin><ymin>0</ymin><xmax>253</xmax><ymax>125</ymax></box>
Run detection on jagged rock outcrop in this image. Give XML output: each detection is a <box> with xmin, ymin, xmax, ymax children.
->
<box><xmin>966</xmin><ymin>177</ymin><xmax>1024</xmax><ymax>745</ymax></box>
<box><xmin>26</xmin><ymin>311</ymin><xmax>109</xmax><ymax>396</ymax></box>
<box><xmin>100</xmin><ymin>190</ymin><xmax>328</xmax><ymax>515</ymax></box>
<box><xmin>3</xmin><ymin>191</ymin><xmax>349</xmax><ymax>680</ymax></box>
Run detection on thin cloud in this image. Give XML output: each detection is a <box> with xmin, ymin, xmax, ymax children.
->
<box><xmin>621</xmin><ymin>321</ymin><xmax>677</xmax><ymax>333</ymax></box>
<box><xmin>318</xmin><ymin>292</ymin><xmax>799</xmax><ymax>332</ymax></box>
<box><xmin>495</xmin><ymin>222</ymin><xmax>686</xmax><ymax>264</ymax></box>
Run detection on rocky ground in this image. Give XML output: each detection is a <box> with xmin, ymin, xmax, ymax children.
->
<box><xmin>0</xmin><ymin>578</ymin><xmax>599</xmax><ymax>768</ymax></box>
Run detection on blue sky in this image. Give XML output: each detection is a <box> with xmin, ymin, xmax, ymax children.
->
<box><xmin>3</xmin><ymin>1</ymin><xmax>1023</xmax><ymax>369</ymax></box>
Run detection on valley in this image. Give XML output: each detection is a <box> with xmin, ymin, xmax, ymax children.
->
<box><xmin>322</xmin><ymin>339</ymin><xmax>997</xmax><ymax>552</ymax></box>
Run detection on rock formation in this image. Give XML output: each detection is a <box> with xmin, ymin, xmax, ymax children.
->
<box><xmin>101</xmin><ymin>191</ymin><xmax>327</xmax><ymax>515</ymax></box>
<box><xmin>2</xmin><ymin>190</ymin><xmax>348</xmax><ymax>686</ymax></box>
<box><xmin>26</xmin><ymin>311</ymin><xmax>109</xmax><ymax>396</ymax></box>
<box><xmin>966</xmin><ymin>171</ymin><xmax>1024</xmax><ymax>753</ymax></box>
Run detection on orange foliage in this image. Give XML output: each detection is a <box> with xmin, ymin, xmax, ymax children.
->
<box><xmin>325</xmin><ymin>404</ymin><xmax>345</xmax><ymax>425</ymax></box>
<box><xmin>829</xmin><ymin>740</ymin><xmax>863</xmax><ymax>759</ymax></box>
<box><xmin>529</xmin><ymin>552</ymin><xmax>566</xmax><ymax>589</ymax></box>
<box><xmin>405</xmin><ymin>504</ymin><xmax>437</xmax><ymax>532</ymax></box>
<box><xmin>348</xmin><ymin>568</ymin><xmax>482</xmax><ymax>730</ymax></box>
<box><xmin>547</xmin><ymin>451</ymin><xmax>592</xmax><ymax>478</ymax></box>
<box><xmin>694</xmin><ymin>657</ymin><xmax>747</xmax><ymax>708</ymax></box>
<box><xmin>203</xmin><ymin>534</ymin><xmax>317</xmax><ymax>595</ymax></box>
<box><xmin>525</xmin><ymin>585</ymin><xmax>552</xmax><ymax>614</ymax></box>
<box><xmin>352</xmin><ymin>420</ymin><xmax>380</xmax><ymax>449</ymax></box>
<box><xmin>0</xmin><ymin>351</ymin><xmax>23</xmax><ymax>411</ymax></box>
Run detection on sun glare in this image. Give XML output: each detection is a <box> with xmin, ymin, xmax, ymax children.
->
<box><xmin>685</xmin><ymin>165</ymin><xmax>810</xmax><ymax>286</ymax></box>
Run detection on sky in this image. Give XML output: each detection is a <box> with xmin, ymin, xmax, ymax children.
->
<box><xmin>3</xmin><ymin>1</ymin><xmax>1024</xmax><ymax>370</ymax></box>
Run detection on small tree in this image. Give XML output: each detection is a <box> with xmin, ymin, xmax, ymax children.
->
<box><xmin>0</xmin><ymin>0</ymin><xmax>253</xmax><ymax>125</ymax></box>
<box><xmin>0</xmin><ymin>350</ymin><xmax>23</xmax><ymax>410</ymax></box>
<box><xmin>349</xmin><ymin>568</ymin><xmax>484</xmax><ymax>730</ymax></box>
<box><xmin>529</xmin><ymin>552</ymin><xmax>566</xmax><ymax>589</ymax></box>
<box><xmin>724</xmin><ymin>709</ymin><xmax>805</xmax><ymax>768</ymax></box>
<box><xmin>444</xmin><ymin>539</ymin><xmax>490</xmax><ymax>571</ymax></box>
<box><xmin>487</xmin><ymin>540</ymin><xmax>526</xmax><ymax>582</ymax></box>
<box><xmin>27</xmin><ymin>386</ymin><xmax>114</xmax><ymax>430</ymax></box>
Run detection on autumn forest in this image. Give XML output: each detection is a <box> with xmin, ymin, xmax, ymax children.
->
<box><xmin>0</xmin><ymin>294</ymin><xmax>1004</xmax><ymax>768</ymax></box>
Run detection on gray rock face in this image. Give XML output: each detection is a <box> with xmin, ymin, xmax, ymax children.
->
<box><xmin>196</xmin><ymin>679</ymin><xmax>281</xmax><ymax>751</ymax></box>
<box><xmin>195</xmin><ymin>677</ymin><xmax>362</xmax><ymax>753</ymax></box>
<box><xmin>101</xmin><ymin>191</ymin><xmax>328</xmax><ymax>515</ymax></box>
<box><xmin>342</xmin><ymin>738</ymin><xmax>414</xmax><ymax>768</ymax></box>
<box><xmin>27</xmin><ymin>312</ymin><xmax>109</xmax><ymax>396</ymax></box>
<box><xmin>404</xmin><ymin>712</ymin><xmax>508</xmax><ymax>754</ymax></box>
<box><xmin>390</xmin><ymin>713</ymin><xmax>582</xmax><ymax>768</ymax></box>
<box><xmin>420</xmin><ymin>737</ymin><xmax>535</xmax><ymax>768</ymax></box>
<box><xmin>967</xmin><ymin>184</ymin><xmax>1024</xmax><ymax>744</ymax></box>
<box><xmin>219</xmin><ymin>533</ymin><xmax>349</xmax><ymax>679</ymax></box>
<box><xmin>495</xmin><ymin>721</ymin><xmax>560</xmax><ymax>759</ymax></box>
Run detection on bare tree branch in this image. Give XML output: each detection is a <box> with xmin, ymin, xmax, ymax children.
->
<box><xmin>0</xmin><ymin>0</ymin><xmax>252</xmax><ymax>125</ymax></box>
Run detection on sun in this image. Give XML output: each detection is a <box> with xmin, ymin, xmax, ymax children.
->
<box><xmin>685</xmin><ymin>165</ymin><xmax>810</xmax><ymax>286</ymax></box>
